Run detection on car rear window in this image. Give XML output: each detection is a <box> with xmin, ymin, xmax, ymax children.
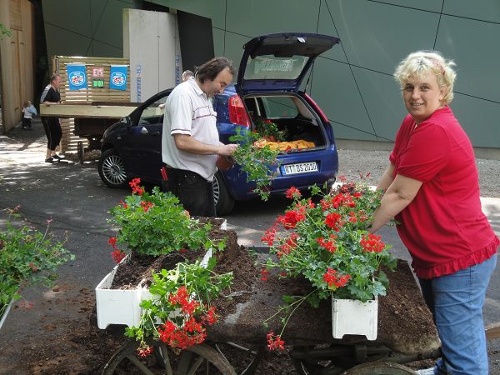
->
<box><xmin>261</xmin><ymin>96</ymin><xmax>299</xmax><ymax>119</ymax></box>
<box><xmin>243</xmin><ymin>55</ymin><xmax>309</xmax><ymax>80</ymax></box>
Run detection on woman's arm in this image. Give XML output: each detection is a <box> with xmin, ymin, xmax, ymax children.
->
<box><xmin>369</xmin><ymin>174</ymin><xmax>422</xmax><ymax>233</ymax></box>
<box><xmin>376</xmin><ymin>164</ymin><xmax>395</xmax><ymax>191</ymax></box>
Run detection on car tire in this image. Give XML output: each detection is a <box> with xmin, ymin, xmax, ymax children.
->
<box><xmin>98</xmin><ymin>149</ymin><xmax>128</xmax><ymax>188</ymax></box>
<box><xmin>213</xmin><ymin>171</ymin><xmax>235</xmax><ymax>216</ymax></box>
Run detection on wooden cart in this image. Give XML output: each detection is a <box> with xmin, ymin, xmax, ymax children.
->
<box><xmin>40</xmin><ymin>102</ymin><xmax>137</xmax><ymax>164</ymax></box>
<box><xmin>99</xmin><ymin>258</ymin><xmax>451</xmax><ymax>375</ymax></box>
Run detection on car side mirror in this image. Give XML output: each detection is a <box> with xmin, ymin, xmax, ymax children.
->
<box><xmin>122</xmin><ymin>116</ymin><xmax>132</xmax><ymax>128</ymax></box>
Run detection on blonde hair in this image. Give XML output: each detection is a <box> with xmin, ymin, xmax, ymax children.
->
<box><xmin>394</xmin><ymin>51</ymin><xmax>457</xmax><ymax>105</ymax></box>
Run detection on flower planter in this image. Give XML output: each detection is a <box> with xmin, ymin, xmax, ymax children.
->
<box><xmin>0</xmin><ymin>300</ymin><xmax>14</xmax><ymax>331</ymax></box>
<box><xmin>331</xmin><ymin>296</ymin><xmax>378</xmax><ymax>340</ymax></box>
<box><xmin>96</xmin><ymin>247</ymin><xmax>215</xmax><ymax>329</ymax></box>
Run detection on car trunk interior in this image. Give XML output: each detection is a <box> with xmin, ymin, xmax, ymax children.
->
<box><xmin>244</xmin><ymin>94</ymin><xmax>326</xmax><ymax>152</ymax></box>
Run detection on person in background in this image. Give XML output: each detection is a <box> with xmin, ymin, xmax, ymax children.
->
<box><xmin>158</xmin><ymin>70</ymin><xmax>195</xmax><ymax>111</ymax></box>
<box><xmin>40</xmin><ymin>73</ymin><xmax>63</xmax><ymax>163</ymax></box>
<box><xmin>369</xmin><ymin>51</ymin><xmax>499</xmax><ymax>375</ymax></box>
<box><xmin>162</xmin><ymin>57</ymin><xmax>238</xmax><ymax>217</ymax></box>
<box><xmin>181</xmin><ymin>69</ymin><xmax>194</xmax><ymax>82</ymax></box>
<box><xmin>21</xmin><ymin>100</ymin><xmax>37</xmax><ymax>130</ymax></box>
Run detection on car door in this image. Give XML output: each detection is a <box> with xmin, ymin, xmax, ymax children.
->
<box><xmin>122</xmin><ymin>91</ymin><xmax>170</xmax><ymax>183</ymax></box>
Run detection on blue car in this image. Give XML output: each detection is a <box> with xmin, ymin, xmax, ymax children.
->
<box><xmin>98</xmin><ymin>32</ymin><xmax>340</xmax><ymax>215</ymax></box>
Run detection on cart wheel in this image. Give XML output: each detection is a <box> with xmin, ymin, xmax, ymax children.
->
<box><xmin>291</xmin><ymin>344</ymin><xmax>395</xmax><ymax>375</ymax></box>
<box><xmin>341</xmin><ymin>362</ymin><xmax>417</xmax><ymax>374</ymax></box>
<box><xmin>293</xmin><ymin>358</ymin><xmax>345</xmax><ymax>375</ymax></box>
<box><xmin>77</xmin><ymin>141</ymin><xmax>85</xmax><ymax>165</ymax></box>
<box><xmin>102</xmin><ymin>340</ymin><xmax>237</xmax><ymax>375</ymax></box>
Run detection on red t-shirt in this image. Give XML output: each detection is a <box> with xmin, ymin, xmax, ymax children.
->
<box><xmin>390</xmin><ymin>106</ymin><xmax>499</xmax><ymax>279</ymax></box>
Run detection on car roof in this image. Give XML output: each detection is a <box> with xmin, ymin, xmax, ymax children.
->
<box><xmin>236</xmin><ymin>32</ymin><xmax>340</xmax><ymax>95</ymax></box>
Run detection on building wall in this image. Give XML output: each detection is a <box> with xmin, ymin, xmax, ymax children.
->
<box><xmin>41</xmin><ymin>0</ymin><xmax>136</xmax><ymax>59</ymax></box>
<box><xmin>38</xmin><ymin>0</ymin><xmax>500</xmax><ymax>153</ymax></box>
<box><xmin>0</xmin><ymin>0</ymin><xmax>36</xmax><ymax>133</ymax></box>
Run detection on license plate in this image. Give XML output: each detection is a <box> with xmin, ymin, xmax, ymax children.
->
<box><xmin>282</xmin><ymin>162</ymin><xmax>318</xmax><ymax>175</ymax></box>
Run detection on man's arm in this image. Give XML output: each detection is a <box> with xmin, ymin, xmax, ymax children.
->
<box><xmin>173</xmin><ymin>134</ymin><xmax>238</xmax><ymax>156</ymax></box>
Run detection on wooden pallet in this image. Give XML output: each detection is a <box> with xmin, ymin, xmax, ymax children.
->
<box><xmin>51</xmin><ymin>56</ymin><xmax>132</xmax><ymax>153</ymax></box>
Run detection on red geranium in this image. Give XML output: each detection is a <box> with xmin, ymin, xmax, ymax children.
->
<box><xmin>261</xmin><ymin>178</ymin><xmax>397</xmax><ymax>350</ymax></box>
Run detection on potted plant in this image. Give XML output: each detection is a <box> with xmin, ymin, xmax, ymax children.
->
<box><xmin>229</xmin><ymin>128</ymin><xmax>280</xmax><ymax>201</ymax></box>
<box><xmin>107</xmin><ymin>178</ymin><xmax>225</xmax><ymax>262</ymax></box>
<box><xmin>260</xmin><ymin>177</ymin><xmax>398</xmax><ymax>348</ymax></box>
<box><xmin>96</xmin><ymin>178</ymin><xmax>238</xmax><ymax>358</ymax></box>
<box><xmin>125</xmin><ymin>257</ymin><xmax>233</xmax><ymax>356</ymax></box>
<box><xmin>0</xmin><ymin>206</ymin><xmax>74</xmax><ymax>330</ymax></box>
<box><xmin>95</xmin><ymin>178</ymin><xmax>229</xmax><ymax>330</ymax></box>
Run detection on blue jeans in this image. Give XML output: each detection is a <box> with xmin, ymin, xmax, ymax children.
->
<box><xmin>419</xmin><ymin>254</ymin><xmax>497</xmax><ymax>375</ymax></box>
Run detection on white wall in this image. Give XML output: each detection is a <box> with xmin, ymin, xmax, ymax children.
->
<box><xmin>123</xmin><ymin>9</ymin><xmax>179</xmax><ymax>102</ymax></box>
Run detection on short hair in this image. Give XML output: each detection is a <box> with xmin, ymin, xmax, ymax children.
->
<box><xmin>195</xmin><ymin>57</ymin><xmax>234</xmax><ymax>84</ymax></box>
<box><xmin>50</xmin><ymin>73</ymin><xmax>61</xmax><ymax>83</ymax></box>
<box><xmin>394</xmin><ymin>51</ymin><xmax>457</xmax><ymax>105</ymax></box>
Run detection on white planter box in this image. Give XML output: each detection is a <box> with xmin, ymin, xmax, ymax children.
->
<box><xmin>331</xmin><ymin>297</ymin><xmax>378</xmax><ymax>340</ymax></box>
<box><xmin>95</xmin><ymin>255</ymin><xmax>148</xmax><ymax>329</ymax></box>
<box><xmin>0</xmin><ymin>300</ymin><xmax>14</xmax><ymax>331</ymax></box>
<box><xmin>95</xmin><ymin>247</ymin><xmax>214</xmax><ymax>329</ymax></box>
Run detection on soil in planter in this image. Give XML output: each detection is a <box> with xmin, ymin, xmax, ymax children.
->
<box><xmin>4</xmin><ymin>219</ymin><xmax>438</xmax><ymax>374</ymax></box>
<box><xmin>110</xmin><ymin>217</ymin><xmax>242</xmax><ymax>289</ymax></box>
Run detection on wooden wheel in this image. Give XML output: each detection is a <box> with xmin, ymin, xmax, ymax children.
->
<box><xmin>102</xmin><ymin>340</ymin><xmax>236</xmax><ymax>375</ymax></box>
<box><xmin>341</xmin><ymin>362</ymin><xmax>417</xmax><ymax>374</ymax></box>
<box><xmin>291</xmin><ymin>344</ymin><xmax>394</xmax><ymax>375</ymax></box>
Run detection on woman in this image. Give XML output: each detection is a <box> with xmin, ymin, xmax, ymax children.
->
<box><xmin>40</xmin><ymin>73</ymin><xmax>63</xmax><ymax>163</ymax></box>
<box><xmin>370</xmin><ymin>51</ymin><xmax>499</xmax><ymax>375</ymax></box>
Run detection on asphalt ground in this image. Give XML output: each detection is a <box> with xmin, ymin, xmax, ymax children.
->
<box><xmin>0</xmin><ymin>118</ymin><xmax>499</xmax><ymax>373</ymax></box>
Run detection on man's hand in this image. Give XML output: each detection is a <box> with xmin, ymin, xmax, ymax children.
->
<box><xmin>218</xmin><ymin>143</ymin><xmax>238</xmax><ymax>156</ymax></box>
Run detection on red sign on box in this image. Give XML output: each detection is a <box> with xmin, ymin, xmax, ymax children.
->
<box><xmin>92</xmin><ymin>68</ymin><xmax>104</xmax><ymax>77</ymax></box>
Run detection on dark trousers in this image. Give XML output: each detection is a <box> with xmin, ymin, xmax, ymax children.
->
<box><xmin>41</xmin><ymin>117</ymin><xmax>62</xmax><ymax>150</ymax></box>
<box><xmin>162</xmin><ymin>167</ymin><xmax>216</xmax><ymax>217</ymax></box>
<box><xmin>22</xmin><ymin>118</ymin><xmax>32</xmax><ymax>129</ymax></box>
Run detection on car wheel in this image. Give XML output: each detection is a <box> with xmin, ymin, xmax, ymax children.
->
<box><xmin>213</xmin><ymin>171</ymin><xmax>235</xmax><ymax>216</ymax></box>
<box><xmin>98</xmin><ymin>149</ymin><xmax>128</xmax><ymax>188</ymax></box>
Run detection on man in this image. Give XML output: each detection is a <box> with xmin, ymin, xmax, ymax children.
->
<box><xmin>162</xmin><ymin>57</ymin><xmax>238</xmax><ymax>217</ymax></box>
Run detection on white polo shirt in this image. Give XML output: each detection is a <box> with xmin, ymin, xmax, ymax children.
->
<box><xmin>161</xmin><ymin>79</ymin><xmax>219</xmax><ymax>181</ymax></box>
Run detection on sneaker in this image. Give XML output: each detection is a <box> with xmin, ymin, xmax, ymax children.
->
<box><xmin>52</xmin><ymin>154</ymin><xmax>64</xmax><ymax>160</ymax></box>
<box><xmin>45</xmin><ymin>157</ymin><xmax>54</xmax><ymax>163</ymax></box>
<box><xmin>416</xmin><ymin>368</ymin><xmax>436</xmax><ymax>375</ymax></box>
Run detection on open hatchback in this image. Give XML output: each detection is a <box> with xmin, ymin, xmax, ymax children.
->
<box><xmin>98</xmin><ymin>32</ymin><xmax>341</xmax><ymax>215</ymax></box>
<box><xmin>214</xmin><ymin>32</ymin><xmax>341</xmax><ymax>212</ymax></box>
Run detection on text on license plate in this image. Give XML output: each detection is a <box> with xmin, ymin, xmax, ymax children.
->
<box><xmin>282</xmin><ymin>162</ymin><xmax>318</xmax><ymax>175</ymax></box>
